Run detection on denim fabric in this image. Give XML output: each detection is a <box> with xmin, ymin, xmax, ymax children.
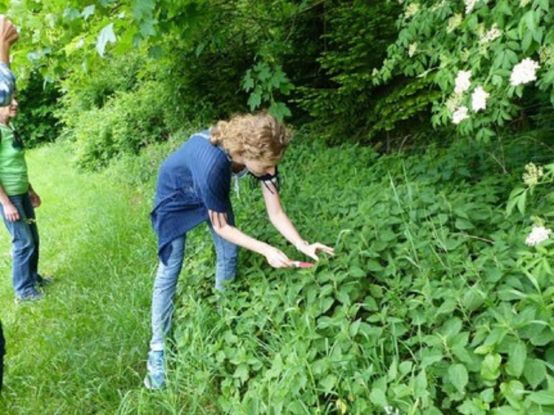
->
<box><xmin>0</xmin><ymin>193</ymin><xmax>40</xmax><ymax>297</ymax></box>
<box><xmin>149</xmin><ymin>229</ymin><xmax>238</xmax><ymax>351</ymax></box>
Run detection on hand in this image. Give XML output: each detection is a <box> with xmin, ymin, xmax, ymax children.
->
<box><xmin>264</xmin><ymin>245</ymin><xmax>293</xmax><ymax>268</ymax></box>
<box><xmin>296</xmin><ymin>241</ymin><xmax>335</xmax><ymax>261</ymax></box>
<box><xmin>0</xmin><ymin>16</ymin><xmax>19</xmax><ymax>47</ymax></box>
<box><xmin>29</xmin><ymin>191</ymin><xmax>41</xmax><ymax>208</ymax></box>
<box><xmin>2</xmin><ymin>201</ymin><xmax>19</xmax><ymax>222</ymax></box>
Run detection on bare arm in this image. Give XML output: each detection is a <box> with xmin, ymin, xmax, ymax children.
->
<box><xmin>261</xmin><ymin>181</ymin><xmax>335</xmax><ymax>261</ymax></box>
<box><xmin>208</xmin><ymin>210</ymin><xmax>292</xmax><ymax>268</ymax></box>
<box><xmin>261</xmin><ymin>181</ymin><xmax>305</xmax><ymax>247</ymax></box>
<box><xmin>0</xmin><ymin>16</ymin><xmax>18</xmax><ymax>105</ymax></box>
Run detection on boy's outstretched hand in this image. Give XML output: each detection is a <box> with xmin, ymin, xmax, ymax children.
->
<box><xmin>0</xmin><ymin>16</ymin><xmax>19</xmax><ymax>65</ymax></box>
<box><xmin>264</xmin><ymin>245</ymin><xmax>293</xmax><ymax>268</ymax></box>
<box><xmin>296</xmin><ymin>241</ymin><xmax>335</xmax><ymax>262</ymax></box>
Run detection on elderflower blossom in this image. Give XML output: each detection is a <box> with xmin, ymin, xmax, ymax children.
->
<box><xmin>471</xmin><ymin>86</ymin><xmax>489</xmax><ymax>112</ymax></box>
<box><xmin>525</xmin><ymin>225</ymin><xmax>551</xmax><ymax>247</ymax></box>
<box><xmin>465</xmin><ymin>0</ymin><xmax>477</xmax><ymax>14</ymax></box>
<box><xmin>447</xmin><ymin>14</ymin><xmax>463</xmax><ymax>32</ymax></box>
<box><xmin>408</xmin><ymin>43</ymin><xmax>418</xmax><ymax>57</ymax></box>
<box><xmin>452</xmin><ymin>106</ymin><xmax>469</xmax><ymax>124</ymax></box>
<box><xmin>454</xmin><ymin>70</ymin><xmax>472</xmax><ymax>94</ymax></box>
<box><xmin>520</xmin><ymin>0</ymin><xmax>531</xmax><ymax>6</ymax></box>
<box><xmin>384</xmin><ymin>406</ymin><xmax>401</xmax><ymax>415</ymax></box>
<box><xmin>480</xmin><ymin>24</ymin><xmax>502</xmax><ymax>43</ymax></box>
<box><xmin>522</xmin><ymin>162</ymin><xmax>544</xmax><ymax>187</ymax></box>
<box><xmin>405</xmin><ymin>3</ymin><xmax>420</xmax><ymax>18</ymax></box>
<box><xmin>510</xmin><ymin>58</ymin><xmax>540</xmax><ymax>86</ymax></box>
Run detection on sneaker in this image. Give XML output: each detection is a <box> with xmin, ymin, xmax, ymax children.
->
<box><xmin>36</xmin><ymin>275</ymin><xmax>54</xmax><ymax>287</ymax></box>
<box><xmin>144</xmin><ymin>350</ymin><xmax>165</xmax><ymax>390</ymax></box>
<box><xmin>15</xmin><ymin>290</ymin><xmax>44</xmax><ymax>304</ymax></box>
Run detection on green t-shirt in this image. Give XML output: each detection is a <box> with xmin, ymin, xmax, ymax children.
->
<box><xmin>0</xmin><ymin>124</ymin><xmax>29</xmax><ymax>196</ymax></box>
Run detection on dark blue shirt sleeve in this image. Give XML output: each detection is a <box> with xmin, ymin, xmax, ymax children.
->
<box><xmin>0</xmin><ymin>63</ymin><xmax>15</xmax><ymax>106</ymax></box>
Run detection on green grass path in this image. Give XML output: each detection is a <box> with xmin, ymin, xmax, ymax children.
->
<box><xmin>0</xmin><ymin>143</ymin><xmax>158</xmax><ymax>414</ymax></box>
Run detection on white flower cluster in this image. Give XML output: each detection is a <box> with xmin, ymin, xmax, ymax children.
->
<box><xmin>471</xmin><ymin>86</ymin><xmax>489</xmax><ymax>112</ymax></box>
<box><xmin>405</xmin><ymin>3</ymin><xmax>420</xmax><ymax>18</ymax></box>
<box><xmin>450</xmin><ymin>70</ymin><xmax>491</xmax><ymax>123</ymax></box>
<box><xmin>452</xmin><ymin>106</ymin><xmax>469</xmax><ymax>124</ymax></box>
<box><xmin>510</xmin><ymin>58</ymin><xmax>540</xmax><ymax>86</ymax></box>
<box><xmin>465</xmin><ymin>0</ymin><xmax>477</xmax><ymax>14</ymax></box>
<box><xmin>481</xmin><ymin>25</ymin><xmax>502</xmax><ymax>43</ymax></box>
<box><xmin>408</xmin><ymin>43</ymin><xmax>418</xmax><ymax>57</ymax></box>
<box><xmin>384</xmin><ymin>406</ymin><xmax>401</xmax><ymax>415</ymax></box>
<box><xmin>520</xmin><ymin>0</ymin><xmax>531</xmax><ymax>6</ymax></box>
<box><xmin>522</xmin><ymin>162</ymin><xmax>544</xmax><ymax>187</ymax></box>
<box><xmin>447</xmin><ymin>14</ymin><xmax>463</xmax><ymax>32</ymax></box>
<box><xmin>525</xmin><ymin>225</ymin><xmax>551</xmax><ymax>247</ymax></box>
<box><xmin>454</xmin><ymin>70</ymin><xmax>472</xmax><ymax>94</ymax></box>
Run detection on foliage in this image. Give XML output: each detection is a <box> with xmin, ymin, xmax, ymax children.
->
<box><xmin>14</xmin><ymin>71</ymin><xmax>61</xmax><ymax>147</ymax></box>
<box><xmin>374</xmin><ymin>0</ymin><xmax>554</xmax><ymax>138</ymax></box>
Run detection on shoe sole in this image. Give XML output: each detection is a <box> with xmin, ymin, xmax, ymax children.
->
<box><xmin>143</xmin><ymin>376</ymin><xmax>164</xmax><ymax>390</ymax></box>
<box><xmin>14</xmin><ymin>296</ymin><xmax>44</xmax><ymax>304</ymax></box>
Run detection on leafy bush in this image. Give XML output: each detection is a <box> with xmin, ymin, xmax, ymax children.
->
<box><xmin>71</xmin><ymin>79</ymin><xmax>177</xmax><ymax>170</ymax></box>
<box><xmin>375</xmin><ymin>0</ymin><xmax>554</xmax><ymax>138</ymax></box>
<box><xmin>15</xmin><ymin>72</ymin><xmax>62</xmax><ymax>147</ymax></box>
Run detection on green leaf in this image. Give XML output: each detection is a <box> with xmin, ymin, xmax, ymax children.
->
<box><xmin>500</xmin><ymin>380</ymin><xmax>525</xmax><ymax>408</ymax></box>
<box><xmin>524</xmin><ymin>359</ymin><xmax>547</xmax><ymax>389</ymax></box>
<box><xmin>320</xmin><ymin>374</ymin><xmax>337</xmax><ymax>392</ymax></box>
<box><xmin>527</xmin><ymin>391</ymin><xmax>554</xmax><ymax>405</ymax></box>
<box><xmin>247</xmin><ymin>88</ymin><xmax>262</xmax><ymax>110</ymax></box>
<box><xmin>96</xmin><ymin>23</ymin><xmax>116</xmax><ymax>57</ymax></box>
<box><xmin>506</xmin><ymin>342</ymin><xmax>526</xmax><ymax>377</ymax></box>
<box><xmin>268</xmin><ymin>101</ymin><xmax>291</xmax><ymax>121</ymax></box>
<box><xmin>369</xmin><ymin>388</ymin><xmax>388</xmax><ymax>407</ymax></box>
<box><xmin>448</xmin><ymin>364</ymin><xmax>469</xmax><ymax>394</ymax></box>
<box><xmin>480</xmin><ymin>353</ymin><xmax>501</xmax><ymax>381</ymax></box>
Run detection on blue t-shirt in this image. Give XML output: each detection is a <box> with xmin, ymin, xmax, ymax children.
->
<box><xmin>151</xmin><ymin>130</ymin><xmax>234</xmax><ymax>264</ymax></box>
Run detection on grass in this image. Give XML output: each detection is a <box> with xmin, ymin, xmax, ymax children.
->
<box><xmin>0</xmin><ymin>143</ymin><xmax>160</xmax><ymax>414</ymax></box>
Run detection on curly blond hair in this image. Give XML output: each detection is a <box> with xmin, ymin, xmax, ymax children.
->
<box><xmin>210</xmin><ymin>112</ymin><xmax>292</xmax><ymax>165</ymax></box>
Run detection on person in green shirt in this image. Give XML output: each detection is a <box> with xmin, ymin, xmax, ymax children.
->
<box><xmin>0</xmin><ymin>94</ymin><xmax>50</xmax><ymax>303</ymax></box>
<box><xmin>0</xmin><ymin>13</ymin><xmax>20</xmax><ymax>395</ymax></box>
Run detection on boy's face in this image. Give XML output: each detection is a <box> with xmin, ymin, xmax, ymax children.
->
<box><xmin>0</xmin><ymin>96</ymin><xmax>18</xmax><ymax>120</ymax></box>
<box><xmin>244</xmin><ymin>159</ymin><xmax>276</xmax><ymax>178</ymax></box>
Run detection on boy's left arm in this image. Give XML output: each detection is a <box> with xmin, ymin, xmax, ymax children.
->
<box><xmin>262</xmin><ymin>182</ymin><xmax>334</xmax><ymax>261</ymax></box>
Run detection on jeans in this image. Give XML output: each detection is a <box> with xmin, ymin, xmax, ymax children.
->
<box><xmin>0</xmin><ymin>193</ymin><xmax>40</xmax><ymax>297</ymax></box>
<box><xmin>149</xmin><ymin>224</ymin><xmax>238</xmax><ymax>351</ymax></box>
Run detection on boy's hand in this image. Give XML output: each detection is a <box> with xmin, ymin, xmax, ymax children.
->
<box><xmin>0</xmin><ymin>16</ymin><xmax>18</xmax><ymax>47</ymax></box>
<box><xmin>2</xmin><ymin>201</ymin><xmax>19</xmax><ymax>222</ymax></box>
<box><xmin>296</xmin><ymin>241</ymin><xmax>335</xmax><ymax>261</ymax></box>
<box><xmin>264</xmin><ymin>245</ymin><xmax>293</xmax><ymax>268</ymax></box>
<box><xmin>29</xmin><ymin>190</ymin><xmax>41</xmax><ymax>208</ymax></box>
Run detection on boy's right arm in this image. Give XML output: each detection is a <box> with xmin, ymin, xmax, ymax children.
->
<box><xmin>0</xmin><ymin>16</ymin><xmax>18</xmax><ymax>106</ymax></box>
<box><xmin>208</xmin><ymin>210</ymin><xmax>292</xmax><ymax>268</ymax></box>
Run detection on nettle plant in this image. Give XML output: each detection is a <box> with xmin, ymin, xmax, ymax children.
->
<box><xmin>374</xmin><ymin>0</ymin><xmax>553</xmax><ymax>139</ymax></box>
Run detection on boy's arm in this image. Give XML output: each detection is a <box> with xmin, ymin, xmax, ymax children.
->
<box><xmin>208</xmin><ymin>210</ymin><xmax>292</xmax><ymax>268</ymax></box>
<box><xmin>0</xmin><ymin>16</ymin><xmax>18</xmax><ymax>106</ymax></box>
<box><xmin>261</xmin><ymin>182</ymin><xmax>335</xmax><ymax>260</ymax></box>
